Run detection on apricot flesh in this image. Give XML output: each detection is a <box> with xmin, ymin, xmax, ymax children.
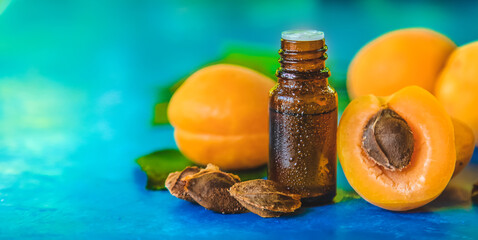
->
<box><xmin>338</xmin><ymin>86</ymin><xmax>456</xmax><ymax>211</ymax></box>
<box><xmin>348</xmin><ymin>28</ymin><xmax>456</xmax><ymax>99</ymax></box>
<box><xmin>435</xmin><ymin>41</ymin><xmax>478</xmax><ymax>145</ymax></box>
<box><xmin>168</xmin><ymin>64</ymin><xmax>275</xmax><ymax>170</ymax></box>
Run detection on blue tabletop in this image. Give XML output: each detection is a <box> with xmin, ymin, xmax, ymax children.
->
<box><xmin>1</xmin><ymin>0</ymin><xmax>478</xmax><ymax>239</ymax></box>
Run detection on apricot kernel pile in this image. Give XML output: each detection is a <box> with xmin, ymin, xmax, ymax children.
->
<box><xmin>165</xmin><ymin>164</ymin><xmax>301</xmax><ymax>217</ymax></box>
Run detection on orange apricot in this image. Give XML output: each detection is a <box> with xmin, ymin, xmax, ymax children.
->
<box><xmin>167</xmin><ymin>64</ymin><xmax>275</xmax><ymax>170</ymax></box>
<box><xmin>347</xmin><ymin>28</ymin><xmax>456</xmax><ymax>99</ymax></box>
<box><xmin>435</xmin><ymin>41</ymin><xmax>478</xmax><ymax>145</ymax></box>
<box><xmin>452</xmin><ymin>118</ymin><xmax>475</xmax><ymax>177</ymax></box>
<box><xmin>338</xmin><ymin>86</ymin><xmax>456</xmax><ymax>211</ymax></box>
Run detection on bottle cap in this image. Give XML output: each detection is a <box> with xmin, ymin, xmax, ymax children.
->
<box><xmin>281</xmin><ymin>30</ymin><xmax>324</xmax><ymax>41</ymax></box>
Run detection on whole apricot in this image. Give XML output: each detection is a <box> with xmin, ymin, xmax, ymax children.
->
<box><xmin>451</xmin><ymin>118</ymin><xmax>475</xmax><ymax>177</ymax></box>
<box><xmin>347</xmin><ymin>28</ymin><xmax>456</xmax><ymax>99</ymax></box>
<box><xmin>338</xmin><ymin>86</ymin><xmax>456</xmax><ymax>211</ymax></box>
<box><xmin>168</xmin><ymin>64</ymin><xmax>275</xmax><ymax>170</ymax></box>
<box><xmin>435</xmin><ymin>41</ymin><xmax>478</xmax><ymax>145</ymax></box>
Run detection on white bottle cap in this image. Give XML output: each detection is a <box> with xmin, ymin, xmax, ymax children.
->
<box><xmin>281</xmin><ymin>30</ymin><xmax>324</xmax><ymax>41</ymax></box>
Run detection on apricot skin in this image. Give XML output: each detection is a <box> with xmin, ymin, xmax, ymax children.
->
<box><xmin>338</xmin><ymin>86</ymin><xmax>456</xmax><ymax>211</ymax></box>
<box><xmin>452</xmin><ymin>118</ymin><xmax>475</xmax><ymax>177</ymax></box>
<box><xmin>168</xmin><ymin>64</ymin><xmax>275</xmax><ymax>170</ymax></box>
<box><xmin>347</xmin><ymin>28</ymin><xmax>456</xmax><ymax>99</ymax></box>
<box><xmin>435</xmin><ymin>41</ymin><xmax>478</xmax><ymax>145</ymax></box>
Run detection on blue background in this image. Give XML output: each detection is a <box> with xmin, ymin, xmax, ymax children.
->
<box><xmin>1</xmin><ymin>0</ymin><xmax>477</xmax><ymax>239</ymax></box>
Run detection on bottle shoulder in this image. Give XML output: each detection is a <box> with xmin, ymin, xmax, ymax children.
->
<box><xmin>269</xmin><ymin>82</ymin><xmax>337</xmax><ymax>114</ymax></box>
<box><xmin>270</xmin><ymin>82</ymin><xmax>337</xmax><ymax>100</ymax></box>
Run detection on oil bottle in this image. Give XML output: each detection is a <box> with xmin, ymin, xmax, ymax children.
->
<box><xmin>269</xmin><ymin>30</ymin><xmax>337</xmax><ymax>205</ymax></box>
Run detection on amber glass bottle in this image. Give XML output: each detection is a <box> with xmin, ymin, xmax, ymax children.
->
<box><xmin>269</xmin><ymin>30</ymin><xmax>337</xmax><ymax>205</ymax></box>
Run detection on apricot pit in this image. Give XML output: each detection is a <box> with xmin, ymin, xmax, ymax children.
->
<box><xmin>362</xmin><ymin>108</ymin><xmax>414</xmax><ymax>171</ymax></box>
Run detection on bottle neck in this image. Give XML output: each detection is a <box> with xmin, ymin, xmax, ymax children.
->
<box><xmin>276</xmin><ymin>38</ymin><xmax>330</xmax><ymax>84</ymax></box>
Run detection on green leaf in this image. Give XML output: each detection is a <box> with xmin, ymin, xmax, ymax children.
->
<box><xmin>136</xmin><ymin>149</ymin><xmax>269</xmax><ymax>190</ymax></box>
<box><xmin>219</xmin><ymin>53</ymin><xmax>278</xmax><ymax>80</ymax></box>
<box><xmin>153</xmin><ymin>102</ymin><xmax>169</xmax><ymax>125</ymax></box>
<box><xmin>231</xmin><ymin>164</ymin><xmax>268</xmax><ymax>181</ymax></box>
<box><xmin>136</xmin><ymin>149</ymin><xmax>194</xmax><ymax>190</ymax></box>
<box><xmin>169</xmin><ymin>78</ymin><xmax>186</xmax><ymax>93</ymax></box>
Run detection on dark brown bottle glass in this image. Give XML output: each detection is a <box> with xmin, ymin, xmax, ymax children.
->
<box><xmin>268</xmin><ymin>30</ymin><xmax>337</xmax><ymax>205</ymax></box>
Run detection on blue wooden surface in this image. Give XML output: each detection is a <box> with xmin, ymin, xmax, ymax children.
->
<box><xmin>1</xmin><ymin>1</ymin><xmax>478</xmax><ymax>239</ymax></box>
<box><xmin>1</xmin><ymin>73</ymin><xmax>477</xmax><ymax>238</ymax></box>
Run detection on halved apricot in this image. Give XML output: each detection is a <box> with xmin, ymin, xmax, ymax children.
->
<box><xmin>338</xmin><ymin>86</ymin><xmax>456</xmax><ymax>211</ymax></box>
